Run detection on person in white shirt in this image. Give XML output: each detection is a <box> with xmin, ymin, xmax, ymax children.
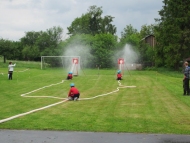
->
<box><xmin>8</xmin><ymin>62</ymin><xmax>16</xmax><ymax>80</ymax></box>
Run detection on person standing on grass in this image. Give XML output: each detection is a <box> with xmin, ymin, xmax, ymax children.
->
<box><xmin>8</xmin><ymin>62</ymin><xmax>16</xmax><ymax>80</ymax></box>
<box><xmin>68</xmin><ymin>83</ymin><xmax>80</xmax><ymax>101</ymax></box>
<box><xmin>183</xmin><ymin>61</ymin><xmax>190</xmax><ymax>95</ymax></box>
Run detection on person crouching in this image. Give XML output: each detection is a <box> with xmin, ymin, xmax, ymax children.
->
<box><xmin>117</xmin><ymin>70</ymin><xmax>122</xmax><ymax>80</ymax></box>
<box><xmin>67</xmin><ymin>72</ymin><xmax>73</xmax><ymax>80</ymax></box>
<box><xmin>68</xmin><ymin>83</ymin><xmax>80</xmax><ymax>101</ymax></box>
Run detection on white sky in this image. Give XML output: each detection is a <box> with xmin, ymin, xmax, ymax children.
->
<box><xmin>0</xmin><ymin>0</ymin><xmax>163</xmax><ymax>41</ymax></box>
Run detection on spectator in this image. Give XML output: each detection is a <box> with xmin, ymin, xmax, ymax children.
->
<box><xmin>183</xmin><ymin>61</ymin><xmax>190</xmax><ymax>95</ymax></box>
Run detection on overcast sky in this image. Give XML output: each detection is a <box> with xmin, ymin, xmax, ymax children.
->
<box><xmin>0</xmin><ymin>0</ymin><xmax>163</xmax><ymax>41</ymax></box>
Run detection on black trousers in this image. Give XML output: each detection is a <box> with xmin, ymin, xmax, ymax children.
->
<box><xmin>67</xmin><ymin>76</ymin><xmax>72</xmax><ymax>80</ymax></box>
<box><xmin>183</xmin><ymin>78</ymin><xmax>189</xmax><ymax>95</ymax></box>
<box><xmin>70</xmin><ymin>93</ymin><xmax>80</xmax><ymax>100</ymax></box>
<box><xmin>117</xmin><ymin>77</ymin><xmax>121</xmax><ymax>80</ymax></box>
<box><xmin>9</xmin><ymin>71</ymin><xmax>13</xmax><ymax>80</ymax></box>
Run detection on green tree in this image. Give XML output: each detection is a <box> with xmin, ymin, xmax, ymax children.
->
<box><xmin>9</xmin><ymin>41</ymin><xmax>23</xmax><ymax>60</ymax></box>
<box><xmin>20</xmin><ymin>26</ymin><xmax>63</xmax><ymax>60</ymax></box>
<box><xmin>38</xmin><ymin>26</ymin><xmax>63</xmax><ymax>56</ymax></box>
<box><xmin>67</xmin><ymin>14</ymin><xmax>90</xmax><ymax>35</ymax></box>
<box><xmin>155</xmin><ymin>0</ymin><xmax>190</xmax><ymax>69</ymax></box>
<box><xmin>139</xmin><ymin>24</ymin><xmax>156</xmax><ymax>65</ymax></box>
<box><xmin>0</xmin><ymin>39</ymin><xmax>12</xmax><ymax>63</ymax></box>
<box><xmin>120</xmin><ymin>24</ymin><xmax>138</xmax><ymax>40</ymax></box>
<box><xmin>120</xmin><ymin>24</ymin><xmax>140</xmax><ymax>48</ymax></box>
<box><xmin>119</xmin><ymin>24</ymin><xmax>140</xmax><ymax>61</ymax></box>
<box><xmin>139</xmin><ymin>24</ymin><xmax>155</xmax><ymax>38</ymax></box>
<box><xmin>67</xmin><ymin>5</ymin><xmax>116</xmax><ymax>36</ymax></box>
<box><xmin>91</xmin><ymin>33</ymin><xmax>117</xmax><ymax>68</ymax></box>
<box><xmin>20</xmin><ymin>31</ymin><xmax>41</xmax><ymax>60</ymax></box>
<box><xmin>22</xmin><ymin>45</ymin><xmax>40</xmax><ymax>60</ymax></box>
<box><xmin>20</xmin><ymin>31</ymin><xmax>40</xmax><ymax>46</ymax></box>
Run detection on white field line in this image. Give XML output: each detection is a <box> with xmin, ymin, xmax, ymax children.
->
<box><xmin>21</xmin><ymin>80</ymin><xmax>67</xmax><ymax>100</ymax></box>
<box><xmin>0</xmin><ymin>80</ymin><xmax>67</xmax><ymax>124</ymax></box>
<box><xmin>80</xmin><ymin>80</ymin><xmax>136</xmax><ymax>100</ymax></box>
<box><xmin>0</xmin><ymin>100</ymin><xmax>68</xmax><ymax>124</ymax></box>
<box><xmin>0</xmin><ymin>69</ymin><xmax>29</xmax><ymax>75</ymax></box>
<box><xmin>0</xmin><ymin>80</ymin><xmax>136</xmax><ymax>124</ymax></box>
<box><xmin>16</xmin><ymin>69</ymin><xmax>30</xmax><ymax>72</ymax></box>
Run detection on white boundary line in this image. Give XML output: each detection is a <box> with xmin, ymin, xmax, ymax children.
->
<box><xmin>80</xmin><ymin>80</ymin><xmax>136</xmax><ymax>100</ymax></box>
<box><xmin>0</xmin><ymin>80</ymin><xmax>67</xmax><ymax>124</ymax></box>
<box><xmin>21</xmin><ymin>80</ymin><xmax>66</xmax><ymax>100</ymax></box>
<box><xmin>16</xmin><ymin>69</ymin><xmax>30</xmax><ymax>72</ymax></box>
<box><xmin>0</xmin><ymin>69</ymin><xmax>29</xmax><ymax>75</ymax></box>
<box><xmin>0</xmin><ymin>100</ymin><xmax>68</xmax><ymax>124</ymax></box>
<box><xmin>0</xmin><ymin>80</ymin><xmax>136</xmax><ymax>124</ymax></box>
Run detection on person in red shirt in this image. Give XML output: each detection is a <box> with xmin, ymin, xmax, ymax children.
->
<box><xmin>67</xmin><ymin>72</ymin><xmax>73</xmax><ymax>80</ymax></box>
<box><xmin>68</xmin><ymin>83</ymin><xmax>80</xmax><ymax>101</ymax></box>
<box><xmin>117</xmin><ymin>70</ymin><xmax>122</xmax><ymax>80</ymax></box>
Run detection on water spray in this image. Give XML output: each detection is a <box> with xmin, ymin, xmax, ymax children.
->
<box><xmin>71</xmin><ymin>58</ymin><xmax>79</xmax><ymax>76</ymax></box>
<box><xmin>118</xmin><ymin>58</ymin><xmax>124</xmax><ymax>75</ymax></box>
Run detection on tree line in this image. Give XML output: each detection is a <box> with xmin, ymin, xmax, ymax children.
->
<box><xmin>1</xmin><ymin>2</ymin><xmax>190</xmax><ymax>70</ymax></box>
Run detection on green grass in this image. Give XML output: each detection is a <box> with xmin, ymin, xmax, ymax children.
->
<box><xmin>0</xmin><ymin>62</ymin><xmax>190</xmax><ymax>134</ymax></box>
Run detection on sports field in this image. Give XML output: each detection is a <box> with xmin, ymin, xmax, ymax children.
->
<box><xmin>0</xmin><ymin>61</ymin><xmax>190</xmax><ymax>134</ymax></box>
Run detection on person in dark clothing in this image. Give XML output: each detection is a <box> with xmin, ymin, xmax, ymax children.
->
<box><xmin>117</xmin><ymin>70</ymin><xmax>122</xmax><ymax>80</ymax></box>
<box><xmin>183</xmin><ymin>62</ymin><xmax>190</xmax><ymax>95</ymax></box>
<box><xmin>68</xmin><ymin>83</ymin><xmax>80</xmax><ymax>101</ymax></box>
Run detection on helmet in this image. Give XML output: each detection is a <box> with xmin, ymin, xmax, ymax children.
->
<box><xmin>70</xmin><ymin>83</ymin><xmax>75</xmax><ymax>87</ymax></box>
<box><xmin>117</xmin><ymin>70</ymin><xmax>121</xmax><ymax>73</ymax></box>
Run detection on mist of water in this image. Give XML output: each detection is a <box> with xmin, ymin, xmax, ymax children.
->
<box><xmin>113</xmin><ymin>44</ymin><xmax>139</xmax><ymax>70</ymax></box>
<box><xmin>62</xmin><ymin>41</ymin><xmax>93</xmax><ymax>75</ymax></box>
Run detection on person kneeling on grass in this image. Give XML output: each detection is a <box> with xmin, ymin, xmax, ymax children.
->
<box><xmin>117</xmin><ymin>70</ymin><xmax>122</xmax><ymax>80</ymax></box>
<box><xmin>67</xmin><ymin>72</ymin><xmax>73</xmax><ymax>80</ymax></box>
<box><xmin>68</xmin><ymin>83</ymin><xmax>80</xmax><ymax>101</ymax></box>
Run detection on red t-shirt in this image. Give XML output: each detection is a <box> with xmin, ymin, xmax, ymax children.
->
<box><xmin>68</xmin><ymin>87</ymin><xmax>79</xmax><ymax>96</ymax></box>
<box><xmin>117</xmin><ymin>73</ymin><xmax>122</xmax><ymax>78</ymax></box>
<box><xmin>68</xmin><ymin>74</ymin><xmax>72</xmax><ymax>78</ymax></box>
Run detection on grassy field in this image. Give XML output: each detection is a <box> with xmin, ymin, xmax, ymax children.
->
<box><xmin>0</xmin><ymin>61</ymin><xmax>190</xmax><ymax>134</ymax></box>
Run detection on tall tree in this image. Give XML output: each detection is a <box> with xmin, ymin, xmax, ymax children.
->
<box><xmin>155</xmin><ymin>0</ymin><xmax>190</xmax><ymax>69</ymax></box>
<box><xmin>91</xmin><ymin>33</ymin><xmax>117</xmax><ymax>68</ymax></box>
<box><xmin>20</xmin><ymin>31</ymin><xmax>40</xmax><ymax>46</ymax></box>
<box><xmin>20</xmin><ymin>31</ymin><xmax>41</xmax><ymax>60</ymax></box>
<box><xmin>0</xmin><ymin>39</ymin><xmax>12</xmax><ymax>63</ymax></box>
<box><xmin>20</xmin><ymin>26</ymin><xmax>63</xmax><ymax>60</ymax></box>
<box><xmin>120</xmin><ymin>24</ymin><xmax>138</xmax><ymax>41</ymax></box>
<box><xmin>119</xmin><ymin>24</ymin><xmax>140</xmax><ymax>52</ymax></box>
<box><xmin>139</xmin><ymin>24</ymin><xmax>155</xmax><ymax>38</ymax></box>
<box><xmin>67</xmin><ymin>5</ymin><xmax>116</xmax><ymax>36</ymax></box>
<box><xmin>139</xmin><ymin>24</ymin><xmax>156</xmax><ymax>65</ymax></box>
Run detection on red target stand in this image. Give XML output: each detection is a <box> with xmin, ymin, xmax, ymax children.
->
<box><xmin>72</xmin><ymin>58</ymin><xmax>79</xmax><ymax>76</ymax></box>
<box><xmin>118</xmin><ymin>58</ymin><xmax>124</xmax><ymax>75</ymax></box>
